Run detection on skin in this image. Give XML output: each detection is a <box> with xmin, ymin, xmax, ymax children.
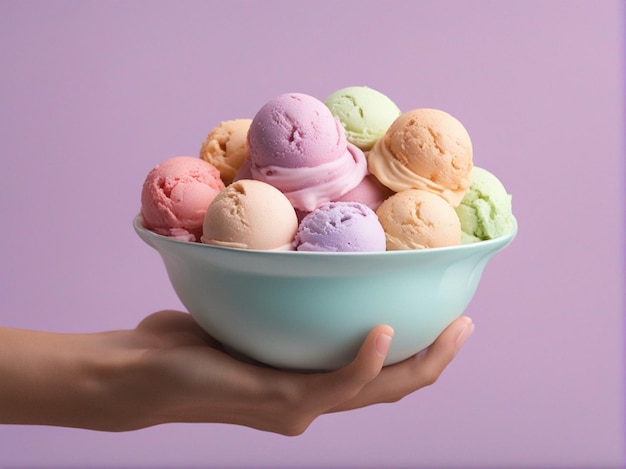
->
<box><xmin>0</xmin><ymin>311</ymin><xmax>474</xmax><ymax>436</ymax></box>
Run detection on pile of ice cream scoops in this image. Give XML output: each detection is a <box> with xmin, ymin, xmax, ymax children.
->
<box><xmin>140</xmin><ymin>86</ymin><xmax>514</xmax><ymax>252</ymax></box>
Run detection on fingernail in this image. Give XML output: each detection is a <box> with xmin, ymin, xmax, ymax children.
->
<box><xmin>376</xmin><ymin>332</ymin><xmax>393</xmax><ymax>356</ymax></box>
<box><xmin>455</xmin><ymin>318</ymin><xmax>475</xmax><ymax>350</ymax></box>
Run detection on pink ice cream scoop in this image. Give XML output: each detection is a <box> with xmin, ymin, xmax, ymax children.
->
<box><xmin>334</xmin><ymin>173</ymin><xmax>394</xmax><ymax>212</ymax></box>
<box><xmin>247</xmin><ymin>93</ymin><xmax>368</xmax><ymax>212</ymax></box>
<box><xmin>295</xmin><ymin>173</ymin><xmax>393</xmax><ymax>222</ymax></box>
<box><xmin>293</xmin><ymin>201</ymin><xmax>386</xmax><ymax>252</ymax></box>
<box><xmin>141</xmin><ymin>156</ymin><xmax>225</xmax><ymax>242</ymax></box>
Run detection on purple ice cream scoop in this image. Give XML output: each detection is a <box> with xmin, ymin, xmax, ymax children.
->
<box><xmin>247</xmin><ymin>93</ymin><xmax>367</xmax><ymax>212</ymax></box>
<box><xmin>248</xmin><ymin>92</ymin><xmax>347</xmax><ymax>168</ymax></box>
<box><xmin>293</xmin><ymin>201</ymin><xmax>386</xmax><ymax>252</ymax></box>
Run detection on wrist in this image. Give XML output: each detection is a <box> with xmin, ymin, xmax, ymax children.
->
<box><xmin>82</xmin><ymin>329</ymin><xmax>164</xmax><ymax>431</ymax></box>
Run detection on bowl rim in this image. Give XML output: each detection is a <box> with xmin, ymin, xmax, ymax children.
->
<box><xmin>133</xmin><ymin>213</ymin><xmax>518</xmax><ymax>257</ymax></box>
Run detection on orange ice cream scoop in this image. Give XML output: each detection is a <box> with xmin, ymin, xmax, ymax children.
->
<box><xmin>376</xmin><ymin>189</ymin><xmax>461</xmax><ymax>250</ymax></box>
<box><xmin>367</xmin><ymin>108</ymin><xmax>473</xmax><ymax>207</ymax></box>
<box><xmin>200</xmin><ymin>119</ymin><xmax>252</xmax><ymax>186</ymax></box>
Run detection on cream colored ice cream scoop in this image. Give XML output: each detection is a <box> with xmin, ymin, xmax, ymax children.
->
<box><xmin>368</xmin><ymin>108</ymin><xmax>473</xmax><ymax>207</ymax></box>
<box><xmin>201</xmin><ymin>179</ymin><xmax>298</xmax><ymax>250</ymax></box>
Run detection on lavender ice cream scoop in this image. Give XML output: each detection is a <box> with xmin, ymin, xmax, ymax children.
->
<box><xmin>293</xmin><ymin>201</ymin><xmax>386</xmax><ymax>252</ymax></box>
<box><xmin>247</xmin><ymin>93</ymin><xmax>367</xmax><ymax>212</ymax></box>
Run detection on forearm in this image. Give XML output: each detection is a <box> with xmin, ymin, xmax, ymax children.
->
<box><xmin>0</xmin><ymin>326</ymin><xmax>155</xmax><ymax>431</ymax></box>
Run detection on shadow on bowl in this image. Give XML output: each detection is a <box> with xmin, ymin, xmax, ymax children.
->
<box><xmin>134</xmin><ymin>214</ymin><xmax>517</xmax><ymax>371</ymax></box>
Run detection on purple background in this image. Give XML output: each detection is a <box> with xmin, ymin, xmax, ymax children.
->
<box><xmin>1</xmin><ymin>0</ymin><xmax>624</xmax><ymax>467</ymax></box>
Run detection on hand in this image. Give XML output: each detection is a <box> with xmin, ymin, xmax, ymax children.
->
<box><xmin>127</xmin><ymin>310</ymin><xmax>475</xmax><ymax>435</ymax></box>
<box><xmin>0</xmin><ymin>311</ymin><xmax>474</xmax><ymax>435</ymax></box>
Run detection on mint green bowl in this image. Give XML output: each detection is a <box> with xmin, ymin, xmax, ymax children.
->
<box><xmin>134</xmin><ymin>215</ymin><xmax>516</xmax><ymax>371</ymax></box>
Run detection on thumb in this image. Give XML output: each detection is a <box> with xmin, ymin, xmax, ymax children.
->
<box><xmin>343</xmin><ymin>324</ymin><xmax>395</xmax><ymax>384</ymax></box>
<box><xmin>309</xmin><ymin>325</ymin><xmax>395</xmax><ymax>410</ymax></box>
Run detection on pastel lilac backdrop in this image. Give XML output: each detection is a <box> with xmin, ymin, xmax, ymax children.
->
<box><xmin>0</xmin><ymin>1</ymin><xmax>623</xmax><ymax>468</ymax></box>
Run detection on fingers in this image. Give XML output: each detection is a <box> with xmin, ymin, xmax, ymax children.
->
<box><xmin>338</xmin><ymin>324</ymin><xmax>395</xmax><ymax>386</ymax></box>
<box><xmin>413</xmin><ymin>316</ymin><xmax>474</xmax><ymax>385</ymax></box>
<box><xmin>304</xmin><ymin>325</ymin><xmax>394</xmax><ymax>412</ymax></box>
<box><xmin>328</xmin><ymin>316</ymin><xmax>474</xmax><ymax>412</ymax></box>
<box><xmin>252</xmin><ymin>325</ymin><xmax>395</xmax><ymax>436</ymax></box>
<box><xmin>133</xmin><ymin>312</ymin><xmax>472</xmax><ymax>435</ymax></box>
<box><xmin>136</xmin><ymin>310</ymin><xmax>194</xmax><ymax>331</ymax></box>
<box><xmin>135</xmin><ymin>310</ymin><xmax>221</xmax><ymax>348</ymax></box>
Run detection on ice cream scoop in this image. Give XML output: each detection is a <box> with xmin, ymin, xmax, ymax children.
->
<box><xmin>334</xmin><ymin>173</ymin><xmax>394</xmax><ymax>212</ymax></box>
<box><xmin>200</xmin><ymin>119</ymin><xmax>252</xmax><ymax>186</ymax></box>
<box><xmin>247</xmin><ymin>93</ymin><xmax>368</xmax><ymax>212</ymax></box>
<box><xmin>294</xmin><ymin>201</ymin><xmax>386</xmax><ymax>252</ymax></box>
<box><xmin>201</xmin><ymin>179</ymin><xmax>298</xmax><ymax>250</ymax></box>
<box><xmin>141</xmin><ymin>156</ymin><xmax>225</xmax><ymax>242</ymax></box>
<box><xmin>324</xmin><ymin>85</ymin><xmax>401</xmax><ymax>151</ymax></box>
<box><xmin>376</xmin><ymin>189</ymin><xmax>461</xmax><ymax>250</ymax></box>
<box><xmin>455</xmin><ymin>166</ymin><xmax>514</xmax><ymax>242</ymax></box>
<box><xmin>368</xmin><ymin>108</ymin><xmax>473</xmax><ymax>207</ymax></box>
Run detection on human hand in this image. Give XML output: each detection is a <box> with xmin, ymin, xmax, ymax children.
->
<box><xmin>0</xmin><ymin>310</ymin><xmax>474</xmax><ymax>434</ymax></box>
<box><xmin>124</xmin><ymin>310</ymin><xmax>474</xmax><ymax>435</ymax></box>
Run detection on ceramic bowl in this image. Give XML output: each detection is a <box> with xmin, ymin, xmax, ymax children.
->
<box><xmin>134</xmin><ymin>214</ymin><xmax>516</xmax><ymax>371</ymax></box>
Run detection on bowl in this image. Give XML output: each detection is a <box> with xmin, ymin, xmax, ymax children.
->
<box><xmin>133</xmin><ymin>214</ymin><xmax>517</xmax><ymax>371</ymax></box>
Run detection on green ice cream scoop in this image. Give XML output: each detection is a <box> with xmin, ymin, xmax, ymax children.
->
<box><xmin>455</xmin><ymin>166</ymin><xmax>514</xmax><ymax>242</ymax></box>
<box><xmin>324</xmin><ymin>86</ymin><xmax>401</xmax><ymax>151</ymax></box>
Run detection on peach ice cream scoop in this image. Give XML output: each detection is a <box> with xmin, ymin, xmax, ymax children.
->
<box><xmin>368</xmin><ymin>108</ymin><xmax>473</xmax><ymax>207</ymax></box>
<box><xmin>376</xmin><ymin>189</ymin><xmax>461</xmax><ymax>250</ymax></box>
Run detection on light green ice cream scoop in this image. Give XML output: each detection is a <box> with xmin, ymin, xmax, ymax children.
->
<box><xmin>455</xmin><ymin>166</ymin><xmax>514</xmax><ymax>243</ymax></box>
<box><xmin>324</xmin><ymin>86</ymin><xmax>401</xmax><ymax>151</ymax></box>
